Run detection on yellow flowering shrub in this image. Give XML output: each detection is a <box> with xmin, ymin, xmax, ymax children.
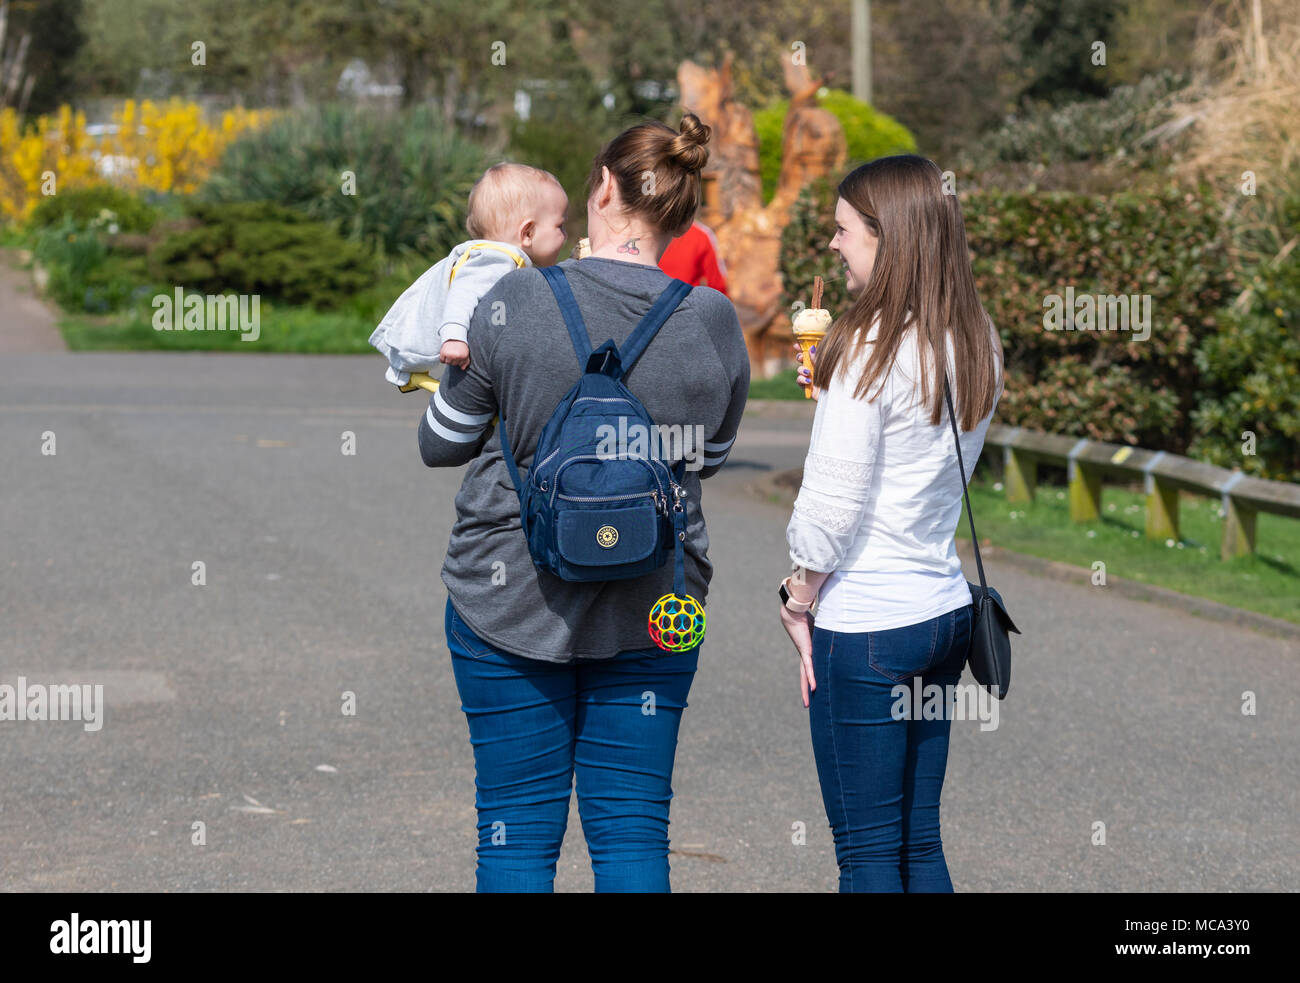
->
<box><xmin>0</xmin><ymin>106</ymin><xmax>96</xmax><ymax>221</ymax></box>
<box><xmin>0</xmin><ymin>100</ymin><xmax>272</xmax><ymax>222</ymax></box>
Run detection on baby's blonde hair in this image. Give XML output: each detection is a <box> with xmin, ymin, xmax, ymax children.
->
<box><xmin>466</xmin><ymin>162</ymin><xmax>564</xmax><ymax>242</ymax></box>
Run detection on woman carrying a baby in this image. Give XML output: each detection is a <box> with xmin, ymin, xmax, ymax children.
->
<box><xmin>412</xmin><ymin>114</ymin><xmax>750</xmax><ymax>892</ymax></box>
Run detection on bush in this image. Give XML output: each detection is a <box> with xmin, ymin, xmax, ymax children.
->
<box><xmin>34</xmin><ymin>217</ymin><xmax>106</xmax><ymax>309</ymax></box>
<box><xmin>0</xmin><ymin>101</ymin><xmax>270</xmax><ymax>222</ymax></box>
<box><xmin>148</xmin><ymin>201</ymin><xmax>376</xmax><ymax>309</ymax></box>
<box><xmin>27</xmin><ymin>185</ymin><xmax>159</xmax><ymax>234</ymax></box>
<box><xmin>979</xmin><ymin>72</ymin><xmax>1186</xmax><ymax>164</ymax></box>
<box><xmin>964</xmin><ymin>184</ymin><xmax>1237</xmax><ymax>449</ymax></box>
<box><xmin>202</xmin><ymin>103</ymin><xmax>490</xmax><ymax>260</ymax></box>
<box><xmin>754</xmin><ymin>89</ymin><xmax>916</xmax><ymax>204</ymax></box>
<box><xmin>780</xmin><ymin>179</ymin><xmax>1239</xmax><ymax>453</ymax></box>
<box><xmin>1189</xmin><ymin>186</ymin><xmax>1300</xmax><ymax>482</ymax></box>
<box><xmin>32</xmin><ymin>216</ymin><xmax>155</xmax><ymax>313</ymax></box>
<box><xmin>955</xmin><ymin>72</ymin><xmax>1190</xmax><ymax>192</ymax></box>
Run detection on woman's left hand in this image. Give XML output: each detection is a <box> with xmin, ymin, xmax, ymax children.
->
<box><xmin>779</xmin><ymin>602</ymin><xmax>817</xmax><ymax>708</ymax></box>
<box><xmin>792</xmin><ymin>341</ymin><xmax>821</xmax><ymax>400</ymax></box>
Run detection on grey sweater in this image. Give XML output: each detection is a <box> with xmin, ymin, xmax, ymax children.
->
<box><xmin>417</xmin><ymin>256</ymin><xmax>750</xmax><ymax>662</ymax></box>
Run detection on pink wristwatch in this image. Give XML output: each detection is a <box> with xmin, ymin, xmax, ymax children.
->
<box><xmin>778</xmin><ymin>576</ymin><xmax>816</xmax><ymax>613</ymax></box>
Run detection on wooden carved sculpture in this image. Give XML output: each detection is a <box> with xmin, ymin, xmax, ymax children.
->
<box><xmin>677</xmin><ymin>53</ymin><xmax>846</xmax><ymax>376</ymax></box>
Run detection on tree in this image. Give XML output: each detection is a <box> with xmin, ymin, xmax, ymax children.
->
<box><xmin>1007</xmin><ymin>0</ymin><xmax>1123</xmax><ymax>105</ymax></box>
<box><xmin>4</xmin><ymin>0</ymin><xmax>86</xmax><ymax>115</ymax></box>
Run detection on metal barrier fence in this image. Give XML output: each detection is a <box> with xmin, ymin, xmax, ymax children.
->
<box><xmin>981</xmin><ymin>425</ymin><xmax>1300</xmax><ymax>560</ymax></box>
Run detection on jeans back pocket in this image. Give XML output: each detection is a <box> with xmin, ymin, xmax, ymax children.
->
<box><xmin>925</xmin><ymin>606</ymin><xmax>973</xmax><ymax>677</ymax></box>
<box><xmin>446</xmin><ymin>600</ymin><xmax>497</xmax><ymax>660</ymax></box>
<box><xmin>866</xmin><ymin>616</ymin><xmax>941</xmax><ymax>683</ymax></box>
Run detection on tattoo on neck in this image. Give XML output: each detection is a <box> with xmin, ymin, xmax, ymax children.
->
<box><xmin>617</xmin><ymin>237</ymin><xmax>641</xmax><ymax>256</ymax></box>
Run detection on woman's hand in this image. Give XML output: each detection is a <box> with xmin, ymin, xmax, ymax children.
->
<box><xmin>779</xmin><ymin>602</ymin><xmax>817</xmax><ymax>707</ymax></box>
<box><xmin>792</xmin><ymin>341</ymin><xmax>820</xmax><ymax>400</ymax></box>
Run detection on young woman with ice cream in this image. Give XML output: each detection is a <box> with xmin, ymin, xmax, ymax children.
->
<box><xmin>779</xmin><ymin>155</ymin><xmax>1005</xmax><ymax>892</ymax></box>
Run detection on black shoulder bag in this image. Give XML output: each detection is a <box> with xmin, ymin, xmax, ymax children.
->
<box><xmin>944</xmin><ymin>374</ymin><xmax>1020</xmax><ymax>699</ymax></box>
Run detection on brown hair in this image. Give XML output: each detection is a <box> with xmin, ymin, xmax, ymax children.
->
<box><xmin>584</xmin><ymin>112</ymin><xmax>711</xmax><ymax>236</ymax></box>
<box><xmin>813</xmin><ymin>155</ymin><xmax>1004</xmax><ymax>431</ymax></box>
<box><xmin>466</xmin><ymin>162</ymin><xmax>563</xmax><ymax>241</ymax></box>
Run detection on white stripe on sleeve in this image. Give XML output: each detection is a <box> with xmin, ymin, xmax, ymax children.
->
<box><xmin>426</xmin><ymin>405</ymin><xmax>485</xmax><ymax>443</ymax></box>
<box><xmin>435</xmin><ymin>388</ymin><xmax>495</xmax><ymax>425</ymax></box>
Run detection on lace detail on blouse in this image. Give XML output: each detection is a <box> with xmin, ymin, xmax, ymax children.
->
<box><xmin>805</xmin><ymin>451</ymin><xmax>874</xmax><ymax>486</ymax></box>
<box><xmin>792</xmin><ymin>493</ymin><xmax>861</xmax><ymax>534</ymax></box>
<box><xmin>785</xmin><ymin>348</ymin><xmax>886</xmax><ymax>570</ymax></box>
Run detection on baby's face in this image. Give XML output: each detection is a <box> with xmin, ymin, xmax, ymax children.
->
<box><xmin>520</xmin><ymin>184</ymin><xmax>569</xmax><ymax>267</ymax></box>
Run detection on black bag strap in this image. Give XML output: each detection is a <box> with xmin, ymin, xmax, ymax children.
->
<box><xmin>943</xmin><ymin>372</ymin><xmax>988</xmax><ymax>593</ymax></box>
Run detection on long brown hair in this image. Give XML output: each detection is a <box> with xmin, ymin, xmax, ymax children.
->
<box><xmin>584</xmin><ymin>112</ymin><xmax>711</xmax><ymax>235</ymax></box>
<box><xmin>813</xmin><ymin>155</ymin><xmax>1003</xmax><ymax>431</ymax></box>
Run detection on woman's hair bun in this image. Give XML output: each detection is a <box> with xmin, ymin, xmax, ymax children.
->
<box><xmin>667</xmin><ymin>112</ymin><xmax>711</xmax><ymax>171</ymax></box>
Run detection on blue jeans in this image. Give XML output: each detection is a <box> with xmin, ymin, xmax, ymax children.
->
<box><xmin>445</xmin><ymin>597</ymin><xmax>699</xmax><ymax>892</ymax></box>
<box><xmin>808</xmin><ymin>604</ymin><xmax>973</xmax><ymax>892</ymax></box>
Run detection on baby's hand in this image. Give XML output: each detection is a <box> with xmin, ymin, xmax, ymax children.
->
<box><xmin>439</xmin><ymin>340</ymin><xmax>471</xmax><ymax>370</ymax></box>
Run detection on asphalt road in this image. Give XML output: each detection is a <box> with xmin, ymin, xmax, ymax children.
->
<box><xmin>1</xmin><ymin>351</ymin><xmax>1295</xmax><ymax>892</ymax></box>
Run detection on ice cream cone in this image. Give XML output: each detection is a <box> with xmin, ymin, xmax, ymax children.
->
<box><xmin>793</xmin><ymin>276</ymin><xmax>831</xmax><ymax>398</ymax></box>
<box><xmin>793</xmin><ymin>325</ymin><xmax>828</xmax><ymax>398</ymax></box>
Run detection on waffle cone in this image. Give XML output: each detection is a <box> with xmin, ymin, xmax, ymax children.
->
<box><xmin>794</xmin><ymin>329</ymin><xmax>827</xmax><ymax>399</ymax></box>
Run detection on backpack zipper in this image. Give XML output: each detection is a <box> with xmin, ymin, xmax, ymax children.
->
<box><xmin>533</xmin><ymin>446</ymin><xmax>560</xmax><ymax>473</ymax></box>
<box><xmin>551</xmin><ymin>455</ymin><xmax>670</xmax><ymax>509</ymax></box>
<box><xmin>557</xmin><ymin>490</ymin><xmax>657</xmax><ymax>503</ymax></box>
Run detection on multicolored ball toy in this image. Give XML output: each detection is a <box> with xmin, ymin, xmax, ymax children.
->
<box><xmin>648</xmin><ymin>592</ymin><xmax>706</xmax><ymax>652</ymax></box>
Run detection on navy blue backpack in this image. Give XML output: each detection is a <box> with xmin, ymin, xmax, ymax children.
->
<box><xmin>498</xmin><ymin>265</ymin><xmax>693</xmax><ymax>598</ymax></box>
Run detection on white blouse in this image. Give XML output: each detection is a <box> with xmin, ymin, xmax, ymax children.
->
<box><xmin>786</xmin><ymin>316</ymin><xmax>1002</xmax><ymax>632</ymax></box>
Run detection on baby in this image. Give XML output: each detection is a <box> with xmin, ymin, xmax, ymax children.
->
<box><xmin>370</xmin><ymin>162</ymin><xmax>569</xmax><ymax>392</ymax></box>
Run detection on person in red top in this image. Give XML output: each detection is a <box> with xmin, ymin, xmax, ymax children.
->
<box><xmin>659</xmin><ymin>220</ymin><xmax>729</xmax><ymax>295</ymax></box>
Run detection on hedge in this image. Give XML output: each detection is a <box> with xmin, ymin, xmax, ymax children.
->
<box><xmin>755</xmin><ymin>89</ymin><xmax>916</xmax><ymax>204</ymax></box>
<box><xmin>777</xmin><ymin>176</ymin><xmax>1300</xmax><ymax>482</ymax></box>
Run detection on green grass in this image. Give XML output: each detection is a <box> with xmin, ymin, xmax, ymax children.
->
<box><xmin>0</xmin><ymin>224</ymin><xmax>31</xmax><ymax>248</ymax></box>
<box><xmin>2</xmin><ymin>216</ymin><xmax>424</xmax><ymax>353</ymax></box>
<box><xmin>959</xmin><ymin>472</ymin><xmax>1300</xmax><ymax>625</ymax></box>
<box><xmin>748</xmin><ymin>370</ymin><xmax>806</xmax><ymax>400</ymax></box>
<box><xmin>58</xmin><ymin>320</ymin><xmax>841</xmax><ymax>380</ymax></box>
<box><xmin>59</xmin><ymin>304</ymin><xmax>377</xmax><ymax>353</ymax></box>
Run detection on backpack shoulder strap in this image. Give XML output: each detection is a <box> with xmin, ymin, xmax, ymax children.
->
<box><xmin>539</xmin><ymin>266</ymin><xmax>593</xmax><ymax>366</ymax></box>
<box><xmin>499</xmin><ymin>415</ymin><xmax>524</xmax><ymax>494</ymax></box>
<box><xmin>615</xmin><ymin>278</ymin><xmax>692</xmax><ymax>380</ymax></box>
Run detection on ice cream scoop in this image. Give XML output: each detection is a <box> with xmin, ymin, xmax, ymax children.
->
<box><xmin>793</xmin><ymin>277</ymin><xmax>831</xmax><ymax>398</ymax></box>
<box><xmin>793</xmin><ymin>307</ymin><xmax>832</xmax><ymax>334</ymax></box>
